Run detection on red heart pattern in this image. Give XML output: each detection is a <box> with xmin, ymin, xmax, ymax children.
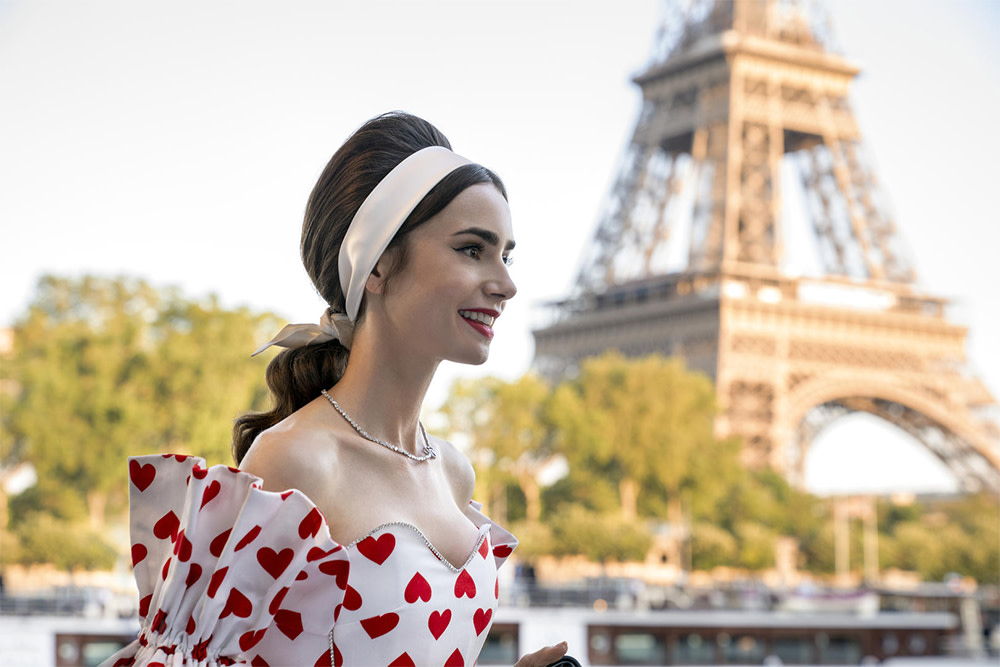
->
<box><xmin>404</xmin><ymin>572</ymin><xmax>431</xmax><ymax>603</ymax></box>
<box><xmin>356</xmin><ymin>533</ymin><xmax>395</xmax><ymax>565</ymax></box>
<box><xmin>153</xmin><ymin>511</ymin><xmax>179</xmax><ymax>541</ymax></box>
<box><xmin>343</xmin><ymin>585</ymin><xmax>362</xmax><ymax>611</ymax></box>
<box><xmin>257</xmin><ymin>547</ymin><xmax>293</xmax><ymax>579</ymax></box>
<box><xmin>239</xmin><ymin>628</ymin><xmax>266</xmax><ymax>651</ymax></box>
<box><xmin>220</xmin><ymin>587</ymin><xmax>253</xmax><ymax>619</ymax></box>
<box><xmin>493</xmin><ymin>544</ymin><xmax>513</xmax><ymax>559</ymax></box>
<box><xmin>129</xmin><ymin>460</ymin><xmax>156</xmax><ymax>491</ymax></box>
<box><xmin>115</xmin><ymin>456</ymin><xmax>517</xmax><ymax>667</ymax></box>
<box><xmin>361</xmin><ymin>612</ymin><xmax>399</xmax><ymax>639</ymax></box>
<box><xmin>274</xmin><ymin>608</ymin><xmax>304</xmax><ymax>640</ymax></box>
<box><xmin>268</xmin><ymin>587</ymin><xmax>289</xmax><ymax>616</ymax></box>
<box><xmin>473</xmin><ymin>608</ymin><xmax>492</xmax><ymax>635</ymax></box>
<box><xmin>174</xmin><ymin>530</ymin><xmax>193</xmax><ymax>562</ymax></box>
<box><xmin>318</xmin><ymin>558</ymin><xmax>349</xmax><ymax>590</ymax></box>
<box><xmin>185</xmin><ymin>563</ymin><xmax>203</xmax><ymax>588</ymax></box>
<box><xmin>207</xmin><ymin>566</ymin><xmax>228</xmax><ymax>598</ymax></box>
<box><xmin>234</xmin><ymin>525</ymin><xmax>262</xmax><ymax>551</ymax></box>
<box><xmin>298</xmin><ymin>508</ymin><xmax>323</xmax><ymax>539</ymax></box>
<box><xmin>454</xmin><ymin>569</ymin><xmax>476</xmax><ymax>598</ymax></box>
<box><xmin>200</xmin><ymin>480</ymin><xmax>221</xmax><ymax>508</ymax></box>
<box><xmin>210</xmin><ymin>528</ymin><xmax>232</xmax><ymax>557</ymax></box>
<box><xmin>131</xmin><ymin>543</ymin><xmax>147</xmax><ymax>567</ymax></box>
<box><xmin>307</xmin><ymin>546</ymin><xmax>333</xmax><ymax>562</ymax></box>
<box><xmin>428</xmin><ymin>609</ymin><xmax>451</xmax><ymax>639</ymax></box>
<box><xmin>151</xmin><ymin>608</ymin><xmax>167</xmax><ymax>633</ymax></box>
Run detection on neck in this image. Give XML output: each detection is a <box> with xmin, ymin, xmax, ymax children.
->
<box><xmin>326</xmin><ymin>324</ymin><xmax>439</xmax><ymax>454</ymax></box>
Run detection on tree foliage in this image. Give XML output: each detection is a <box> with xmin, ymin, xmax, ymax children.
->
<box><xmin>549</xmin><ymin>352</ymin><xmax>728</xmax><ymax>520</ymax></box>
<box><xmin>439</xmin><ymin>374</ymin><xmax>557</xmax><ymax>522</ymax></box>
<box><xmin>438</xmin><ymin>352</ymin><xmax>999</xmax><ymax>583</ymax></box>
<box><xmin>1</xmin><ymin>275</ymin><xmax>279</xmax><ymax>569</ymax></box>
<box><xmin>546</xmin><ymin>506</ymin><xmax>652</xmax><ymax>564</ymax></box>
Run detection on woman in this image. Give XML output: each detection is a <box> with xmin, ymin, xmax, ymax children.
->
<box><xmin>104</xmin><ymin>113</ymin><xmax>569</xmax><ymax>667</ymax></box>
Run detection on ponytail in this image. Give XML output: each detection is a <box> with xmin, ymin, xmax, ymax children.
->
<box><xmin>232</xmin><ymin>339</ymin><xmax>349</xmax><ymax>464</ymax></box>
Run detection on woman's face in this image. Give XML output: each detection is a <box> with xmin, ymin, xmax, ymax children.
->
<box><xmin>371</xmin><ymin>182</ymin><xmax>517</xmax><ymax>366</ymax></box>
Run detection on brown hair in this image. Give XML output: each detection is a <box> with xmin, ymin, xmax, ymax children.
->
<box><xmin>232</xmin><ymin>112</ymin><xmax>507</xmax><ymax>464</ymax></box>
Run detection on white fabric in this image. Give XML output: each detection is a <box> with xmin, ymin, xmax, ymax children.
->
<box><xmin>101</xmin><ymin>454</ymin><xmax>517</xmax><ymax>667</ymax></box>
<box><xmin>251</xmin><ymin>310</ymin><xmax>354</xmax><ymax>356</ymax></box>
<box><xmin>339</xmin><ymin>146</ymin><xmax>472</xmax><ymax>321</ymax></box>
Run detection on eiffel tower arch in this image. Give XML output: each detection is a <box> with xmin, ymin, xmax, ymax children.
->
<box><xmin>532</xmin><ymin>0</ymin><xmax>1000</xmax><ymax>493</ymax></box>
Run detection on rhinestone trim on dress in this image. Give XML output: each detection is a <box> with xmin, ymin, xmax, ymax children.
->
<box><xmin>347</xmin><ymin>521</ymin><xmax>489</xmax><ymax>574</ymax></box>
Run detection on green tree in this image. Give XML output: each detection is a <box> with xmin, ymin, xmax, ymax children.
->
<box><xmin>690</xmin><ymin>522</ymin><xmax>738</xmax><ymax>570</ymax></box>
<box><xmin>1</xmin><ymin>275</ymin><xmax>279</xmax><ymax>569</ymax></box>
<box><xmin>549</xmin><ymin>351</ymin><xmax>726</xmax><ymax>522</ymax></box>
<box><xmin>734</xmin><ymin>521</ymin><xmax>778</xmax><ymax>570</ymax></box>
<box><xmin>547</xmin><ymin>506</ymin><xmax>652</xmax><ymax>564</ymax></box>
<box><xmin>439</xmin><ymin>374</ymin><xmax>558</xmax><ymax>522</ymax></box>
<box><xmin>885</xmin><ymin>495</ymin><xmax>999</xmax><ymax>584</ymax></box>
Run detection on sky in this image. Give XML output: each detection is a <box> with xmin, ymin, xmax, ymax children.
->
<box><xmin>1</xmin><ymin>0</ymin><xmax>997</xmax><ymax>495</ymax></box>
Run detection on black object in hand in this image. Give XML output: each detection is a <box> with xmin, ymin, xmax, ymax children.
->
<box><xmin>546</xmin><ymin>657</ymin><xmax>582</xmax><ymax>667</ymax></box>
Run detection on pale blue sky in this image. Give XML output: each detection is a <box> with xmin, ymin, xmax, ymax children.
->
<box><xmin>1</xmin><ymin>0</ymin><xmax>997</xmax><ymax>494</ymax></box>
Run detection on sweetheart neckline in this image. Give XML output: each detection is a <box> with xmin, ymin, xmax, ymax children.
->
<box><xmin>345</xmin><ymin>521</ymin><xmax>491</xmax><ymax>573</ymax></box>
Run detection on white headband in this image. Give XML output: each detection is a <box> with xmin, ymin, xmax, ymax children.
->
<box><xmin>340</xmin><ymin>145</ymin><xmax>472</xmax><ymax>320</ymax></box>
<box><xmin>251</xmin><ymin>145</ymin><xmax>473</xmax><ymax>356</ymax></box>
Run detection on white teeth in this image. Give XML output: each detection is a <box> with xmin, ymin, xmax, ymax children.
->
<box><xmin>459</xmin><ymin>310</ymin><xmax>495</xmax><ymax>327</ymax></box>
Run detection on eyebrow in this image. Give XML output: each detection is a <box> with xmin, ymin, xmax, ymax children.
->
<box><xmin>452</xmin><ymin>227</ymin><xmax>516</xmax><ymax>251</ymax></box>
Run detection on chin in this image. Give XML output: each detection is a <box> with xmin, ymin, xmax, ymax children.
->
<box><xmin>450</xmin><ymin>347</ymin><xmax>491</xmax><ymax>366</ymax></box>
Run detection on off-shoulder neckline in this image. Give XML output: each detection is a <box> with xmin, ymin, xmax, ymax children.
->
<box><xmin>346</xmin><ymin>521</ymin><xmax>490</xmax><ymax>573</ymax></box>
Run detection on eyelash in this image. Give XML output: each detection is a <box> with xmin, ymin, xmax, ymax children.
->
<box><xmin>457</xmin><ymin>243</ymin><xmax>514</xmax><ymax>267</ymax></box>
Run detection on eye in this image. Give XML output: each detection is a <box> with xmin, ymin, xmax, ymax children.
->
<box><xmin>457</xmin><ymin>243</ymin><xmax>484</xmax><ymax>259</ymax></box>
<box><xmin>503</xmin><ymin>255</ymin><xmax>514</xmax><ymax>267</ymax></box>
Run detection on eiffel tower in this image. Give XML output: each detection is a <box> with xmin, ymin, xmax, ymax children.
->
<box><xmin>532</xmin><ymin>0</ymin><xmax>1000</xmax><ymax>493</ymax></box>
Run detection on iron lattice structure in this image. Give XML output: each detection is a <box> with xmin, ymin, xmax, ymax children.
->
<box><xmin>533</xmin><ymin>0</ymin><xmax>1000</xmax><ymax>492</ymax></box>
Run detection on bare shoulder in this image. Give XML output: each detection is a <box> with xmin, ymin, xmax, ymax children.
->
<box><xmin>432</xmin><ymin>435</ymin><xmax>476</xmax><ymax>506</ymax></box>
<box><xmin>239</xmin><ymin>405</ymin><xmax>340</xmax><ymax>498</ymax></box>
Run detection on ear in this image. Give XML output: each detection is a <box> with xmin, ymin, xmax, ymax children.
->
<box><xmin>365</xmin><ymin>267</ymin><xmax>385</xmax><ymax>295</ymax></box>
<box><xmin>365</xmin><ymin>250</ymin><xmax>395</xmax><ymax>296</ymax></box>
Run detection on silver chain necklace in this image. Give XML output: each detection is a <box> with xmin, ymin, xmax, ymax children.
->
<box><xmin>320</xmin><ymin>389</ymin><xmax>437</xmax><ymax>462</ymax></box>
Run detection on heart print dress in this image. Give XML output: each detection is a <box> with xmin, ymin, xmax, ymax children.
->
<box><xmin>102</xmin><ymin>454</ymin><xmax>517</xmax><ymax>667</ymax></box>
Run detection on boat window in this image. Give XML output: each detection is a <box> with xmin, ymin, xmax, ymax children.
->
<box><xmin>479</xmin><ymin>623</ymin><xmax>519</xmax><ymax>665</ymax></box>
<box><xmin>724</xmin><ymin>634</ymin><xmax>765</xmax><ymax>664</ymax></box>
<box><xmin>614</xmin><ymin>632</ymin><xmax>665</xmax><ymax>665</ymax></box>
<box><xmin>823</xmin><ymin>635</ymin><xmax>861</xmax><ymax>664</ymax></box>
<box><xmin>772</xmin><ymin>636</ymin><xmax>814</xmax><ymax>664</ymax></box>
<box><xmin>672</xmin><ymin>632</ymin><xmax>716</xmax><ymax>664</ymax></box>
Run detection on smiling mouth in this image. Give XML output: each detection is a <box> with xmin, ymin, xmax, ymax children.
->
<box><xmin>458</xmin><ymin>310</ymin><xmax>496</xmax><ymax>327</ymax></box>
<box><xmin>458</xmin><ymin>310</ymin><xmax>497</xmax><ymax>339</ymax></box>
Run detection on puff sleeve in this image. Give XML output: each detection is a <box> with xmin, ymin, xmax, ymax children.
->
<box><xmin>101</xmin><ymin>455</ymin><xmax>349</xmax><ymax>667</ymax></box>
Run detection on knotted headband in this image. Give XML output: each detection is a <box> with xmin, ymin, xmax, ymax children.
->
<box><xmin>252</xmin><ymin>145</ymin><xmax>473</xmax><ymax>356</ymax></box>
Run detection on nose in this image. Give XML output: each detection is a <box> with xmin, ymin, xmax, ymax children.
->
<box><xmin>487</xmin><ymin>262</ymin><xmax>517</xmax><ymax>302</ymax></box>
